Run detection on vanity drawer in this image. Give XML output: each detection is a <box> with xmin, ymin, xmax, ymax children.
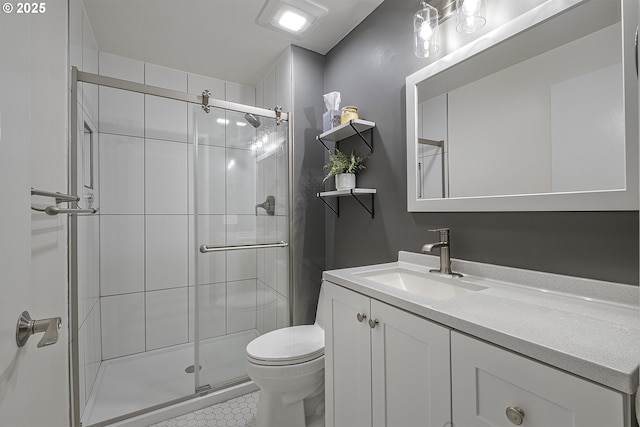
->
<box><xmin>451</xmin><ymin>332</ymin><xmax>625</xmax><ymax>427</ymax></box>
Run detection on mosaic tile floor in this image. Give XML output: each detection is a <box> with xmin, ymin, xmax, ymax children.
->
<box><xmin>149</xmin><ymin>392</ymin><xmax>259</xmax><ymax>427</ymax></box>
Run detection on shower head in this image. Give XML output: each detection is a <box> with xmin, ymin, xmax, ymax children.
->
<box><xmin>244</xmin><ymin>113</ymin><xmax>261</xmax><ymax>128</ymax></box>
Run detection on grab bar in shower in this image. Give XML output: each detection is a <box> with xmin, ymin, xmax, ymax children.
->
<box><xmin>200</xmin><ymin>241</ymin><xmax>289</xmax><ymax>253</ymax></box>
<box><xmin>31</xmin><ymin>187</ymin><xmax>80</xmax><ymax>203</ymax></box>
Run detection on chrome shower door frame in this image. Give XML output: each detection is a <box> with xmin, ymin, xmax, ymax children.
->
<box><xmin>69</xmin><ymin>66</ymin><xmax>293</xmax><ymax>426</ymax></box>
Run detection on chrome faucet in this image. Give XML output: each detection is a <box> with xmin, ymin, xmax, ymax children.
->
<box><xmin>422</xmin><ymin>228</ymin><xmax>463</xmax><ymax>277</ymax></box>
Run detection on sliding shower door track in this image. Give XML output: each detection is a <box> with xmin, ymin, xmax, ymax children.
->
<box><xmin>75</xmin><ymin>67</ymin><xmax>288</xmax><ymax>121</ymax></box>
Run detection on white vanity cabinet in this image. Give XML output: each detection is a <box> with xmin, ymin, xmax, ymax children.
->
<box><xmin>451</xmin><ymin>332</ymin><xmax>626</xmax><ymax>427</ymax></box>
<box><xmin>324</xmin><ymin>281</ymin><xmax>451</xmax><ymax>427</ymax></box>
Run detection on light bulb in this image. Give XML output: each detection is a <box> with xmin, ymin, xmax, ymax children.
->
<box><xmin>456</xmin><ymin>0</ymin><xmax>486</xmax><ymax>33</ymax></box>
<box><xmin>419</xmin><ymin>22</ymin><xmax>433</xmax><ymax>41</ymax></box>
<box><xmin>462</xmin><ymin>0</ymin><xmax>480</xmax><ymax>15</ymax></box>
<box><xmin>414</xmin><ymin>1</ymin><xmax>439</xmax><ymax>58</ymax></box>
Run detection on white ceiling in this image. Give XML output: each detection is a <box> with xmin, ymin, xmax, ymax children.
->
<box><xmin>83</xmin><ymin>0</ymin><xmax>384</xmax><ymax>87</ymax></box>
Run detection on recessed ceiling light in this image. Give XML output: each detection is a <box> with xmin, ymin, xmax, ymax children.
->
<box><xmin>279</xmin><ymin>10</ymin><xmax>307</xmax><ymax>32</ymax></box>
<box><xmin>257</xmin><ymin>0</ymin><xmax>328</xmax><ymax>38</ymax></box>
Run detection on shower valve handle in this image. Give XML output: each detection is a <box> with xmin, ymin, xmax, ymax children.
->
<box><xmin>255</xmin><ymin>195</ymin><xmax>275</xmax><ymax>216</ymax></box>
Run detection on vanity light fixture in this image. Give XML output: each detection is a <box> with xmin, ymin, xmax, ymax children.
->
<box><xmin>414</xmin><ymin>1</ymin><xmax>440</xmax><ymax>58</ymax></box>
<box><xmin>257</xmin><ymin>0</ymin><xmax>328</xmax><ymax>38</ymax></box>
<box><xmin>456</xmin><ymin>0</ymin><xmax>486</xmax><ymax>33</ymax></box>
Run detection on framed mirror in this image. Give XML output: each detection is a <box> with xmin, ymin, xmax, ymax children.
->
<box><xmin>406</xmin><ymin>0</ymin><xmax>638</xmax><ymax>211</ymax></box>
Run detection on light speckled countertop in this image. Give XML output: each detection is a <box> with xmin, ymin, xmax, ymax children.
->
<box><xmin>322</xmin><ymin>251</ymin><xmax>640</xmax><ymax>395</ymax></box>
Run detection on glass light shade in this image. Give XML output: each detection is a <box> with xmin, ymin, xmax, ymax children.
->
<box><xmin>456</xmin><ymin>0</ymin><xmax>486</xmax><ymax>33</ymax></box>
<box><xmin>414</xmin><ymin>2</ymin><xmax>439</xmax><ymax>58</ymax></box>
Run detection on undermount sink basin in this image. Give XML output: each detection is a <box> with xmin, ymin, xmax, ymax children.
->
<box><xmin>355</xmin><ymin>267</ymin><xmax>485</xmax><ymax>300</ymax></box>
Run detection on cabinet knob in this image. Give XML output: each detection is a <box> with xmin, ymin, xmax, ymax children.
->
<box><xmin>356</xmin><ymin>313</ymin><xmax>367</xmax><ymax>322</ymax></box>
<box><xmin>368</xmin><ymin>318</ymin><xmax>379</xmax><ymax>329</ymax></box>
<box><xmin>505</xmin><ymin>406</ymin><xmax>525</xmax><ymax>425</ymax></box>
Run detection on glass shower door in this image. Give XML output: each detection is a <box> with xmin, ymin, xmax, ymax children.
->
<box><xmin>192</xmin><ymin>105</ymin><xmax>290</xmax><ymax>392</ymax></box>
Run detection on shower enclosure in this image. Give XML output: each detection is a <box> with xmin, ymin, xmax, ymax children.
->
<box><xmin>69</xmin><ymin>68</ymin><xmax>291</xmax><ymax>426</ymax></box>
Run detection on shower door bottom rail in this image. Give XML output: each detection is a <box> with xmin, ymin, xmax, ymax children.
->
<box><xmin>199</xmin><ymin>241</ymin><xmax>289</xmax><ymax>253</ymax></box>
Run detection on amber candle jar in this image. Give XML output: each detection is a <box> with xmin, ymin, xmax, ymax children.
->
<box><xmin>340</xmin><ymin>106</ymin><xmax>359</xmax><ymax>124</ymax></box>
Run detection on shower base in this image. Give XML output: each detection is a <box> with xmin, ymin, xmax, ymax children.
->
<box><xmin>82</xmin><ymin>329</ymin><xmax>259</xmax><ymax>426</ymax></box>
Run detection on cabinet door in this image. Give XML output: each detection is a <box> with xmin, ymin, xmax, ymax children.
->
<box><xmin>371</xmin><ymin>300</ymin><xmax>451</xmax><ymax>427</ymax></box>
<box><xmin>451</xmin><ymin>332</ymin><xmax>625</xmax><ymax>427</ymax></box>
<box><xmin>324</xmin><ymin>282</ymin><xmax>373</xmax><ymax>427</ymax></box>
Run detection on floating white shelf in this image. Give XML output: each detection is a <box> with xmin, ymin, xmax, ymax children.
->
<box><xmin>317</xmin><ymin>188</ymin><xmax>377</xmax><ymax>197</ymax></box>
<box><xmin>316</xmin><ymin>119</ymin><xmax>375</xmax><ymax>152</ymax></box>
<box><xmin>317</xmin><ymin>188</ymin><xmax>376</xmax><ymax>218</ymax></box>
<box><xmin>318</xmin><ymin>119</ymin><xmax>375</xmax><ymax>142</ymax></box>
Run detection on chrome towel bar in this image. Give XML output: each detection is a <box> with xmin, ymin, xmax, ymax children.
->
<box><xmin>31</xmin><ymin>205</ymin><xmax>98</xmax><ymax>216</ymax></box>
<box><xmin>31</xmin><ymin>187</ymin><xmax>79</xmax><ymax>203</ymax></box>
<box><xmin>200</xmin><ymin>241</ymin><xmax>288</xmax><ymax>253</ymax></box>
<box><xmin>31</xmin><ymin>187</ymin><xmax>97</xmax><ymax>215</ymax></box>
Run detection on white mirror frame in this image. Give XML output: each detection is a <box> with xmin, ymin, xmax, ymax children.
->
<box><xmin>406</xmin><ymin>0</ymin><xmax>639</xmax><ymax>212</ymax></box>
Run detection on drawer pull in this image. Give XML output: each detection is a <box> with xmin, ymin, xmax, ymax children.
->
<box><xmin>369</xmin><ymin>318</ymin><xmax>379</xmax><ymax>329</ymax></box>
<box><xmin>356</xmin><ymin>313</ymin><xmax>367</xmax><ymax>322</ymax></box>
<box><xmin>506</xmin><ymin>406</ymin><xmax>525</xmax><ymax>425</ymax></box>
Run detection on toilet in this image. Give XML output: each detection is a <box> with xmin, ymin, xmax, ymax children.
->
<box><xmin>246</xmin><ymin>285</ymin><xmax>325</xmax><ymax>427</ymax></box>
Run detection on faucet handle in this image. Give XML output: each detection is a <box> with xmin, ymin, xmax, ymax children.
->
<box><xmin>428</xmin><ymin>228</ymin><xmax>450</xmax><ymax>241</ymax></box>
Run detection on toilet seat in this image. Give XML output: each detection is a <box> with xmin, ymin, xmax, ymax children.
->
<box><xmin>247</xmin><ymin>325</ymin><xmax>324</xmax><ymax>366</ymax></box>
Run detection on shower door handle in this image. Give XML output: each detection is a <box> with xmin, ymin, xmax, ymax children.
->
<box><xmin>16</xmin><ymin>311</ymin><xmax>62</xmax><ymax>348</ymax></box>
<box><xmin>200</xmin><ymin>241</ymin><xmax>288</xmax><ymax>253</ymax></box>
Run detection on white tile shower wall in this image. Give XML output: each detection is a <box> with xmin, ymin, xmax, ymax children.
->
<box><xmin>99</xmin><ymin>87</ymin><xmax>145</xmax><ymax>137</ymax></box>
<box><xmin>187</xmin><ymin>73</ymin><xmax>225</xmax><ymax>99</ymax></box>
<box><xmin>81</xmin><ymin>8</ymin><xmax>99</xmax><ymax>122</ymax></box>
<box><xmin>97</xmin><ymin>53</ymin><xmax>262</xmax><ymax>359</ymax></box>
<box><xmin>145</xmin><ymin>215</ymin><xmax>188</xmax><ymax>291</ymax></box>
<box><xmin>190</xmin><ymin>144</ymin><xmax>226</xmax><ymax>215</ymax></box>
<box><xmin>99</xmin><ymin>52</ymin><xmax>144</xmax><ymax>82</ymax></box>
<box><xmin>70</xmin><ymin>0</ymin><xmax>100</xmax><ymax>414</ymax></box>
<box><xmin>226</xmin><ymin>82</ymin><xmax>256</xmax><ymax>105</ymax></box>
<box><xmin>77</xmin><ymin>215</ymin><xmax>99</xmax><ymax>328</ymax></box>
<box><xmin>146</xmin><ymin>288</ymin><xmax>189</xmax><ymax>350</ymax></box>
<box><xmin>145</xmin><ymin>95</ymin><xmax>188</xmax><ymax>142</ymax></box>
<box><xmin>226</xmin><ymin>110</ymin><xmax>258</xmax><ymax>150</ymax></box>
<box><xmin>146</xmin><ymin>63</ymin><xmax>188</xmax><ymax>92</ymax></box>
<box><xmin>226</xmin><ymin>148</ymin><xmax>257</xmax><ymax>215</ymax></box>
<box><xmin>100</xmin><ymin>215</ymin><xmax>145</xmax><ymax>296</ymax></box>
<box><xmin>189</xmin><ymin>215</ymin><xmax>226</xmax><ymax>286</ymax></box>
<box><xmin>81</xmin><ymin>302</ymin><xmax>101</xmax><ymax>398</ymax></box>
<box><xmin>253</xmin><ymin>48</ymin><xmax>292</xmax><ymax>332</ymax></box>
<box><xmin>227</xmin><ymin>279</ymin><xmax>258</xmax><ymax>334</ymax></box>
<box><xmin>145</xmin><ymin>138</ymin><xmax>188</xmax><ymax>214</ymax></box>
<box><xmin>101</xmin><ymin>293</ymin><xmax>145</xmax><ymax>359</ymax></box>
<box><xmin>188</xmin><ymin>283</ymin><xmax>226</xmax><ymax>341</ymax></box>
<box><xmin>98</xmin><ymin>134</ymin><xmax>144</xmax><ymax>214</ymax></box>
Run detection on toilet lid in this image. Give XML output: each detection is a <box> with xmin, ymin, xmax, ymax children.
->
<box><xmin>246</xmin><ymin>325</ymin><xmax>324</xmax><ymax>366</ymax></box>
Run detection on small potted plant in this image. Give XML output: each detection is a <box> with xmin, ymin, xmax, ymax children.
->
<box><xmin>323</xmin><ymin>149</ymin><xmax>366</xmax><ymax>191</ymax></box>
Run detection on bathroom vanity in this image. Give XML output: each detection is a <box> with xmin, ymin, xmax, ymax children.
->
<box><xmin>322</xmin><ymin>252</ymin><xmax>639</xmax><ymax>427</ymax></box>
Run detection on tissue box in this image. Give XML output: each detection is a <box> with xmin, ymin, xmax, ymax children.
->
<box><xmin>323</xmin><ymin>110</ymin><xmax>341</xmax><ymax>132</ymax></box>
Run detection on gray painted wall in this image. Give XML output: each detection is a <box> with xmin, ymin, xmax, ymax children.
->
<box><xmin>291</xmin><ymin>46</ymin><xmax>327</xmax><ymax>324</ymax></box>
<box><xmin>323</xmin><ymin>0</ymin><xmax>639</xmax><ymax>285</ymax></box>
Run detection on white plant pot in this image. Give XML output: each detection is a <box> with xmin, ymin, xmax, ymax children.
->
<box><xmin>335</xmin><ymin>173</ymin><xmax>356</xmax><ymax>191</ymax></box>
